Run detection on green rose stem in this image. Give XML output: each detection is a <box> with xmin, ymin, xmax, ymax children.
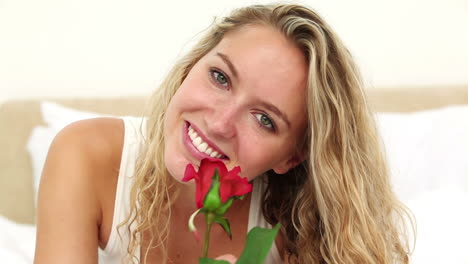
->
<box><xmin>203</xmin><ymin>212</ymin><xmax>215</xmax><ymax>258</ymax></box>
<box><xmin>188</xmin><ymin>209</ymin><xmax>219</xmax><ymax>258</ymax></box>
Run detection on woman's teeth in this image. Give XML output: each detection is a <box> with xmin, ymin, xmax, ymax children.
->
<box><xmin>188</xmin><ymin>126</ymin><xmax>223</xmax><ymax>159</ymax></box>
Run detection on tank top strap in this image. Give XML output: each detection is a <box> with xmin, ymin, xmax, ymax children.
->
<box><xmin>99</xmin><ymin>116</ymin><xmax>146</xmax><ymax>263</ymax></box>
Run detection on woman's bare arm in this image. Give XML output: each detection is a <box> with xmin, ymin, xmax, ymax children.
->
<box><xmin>34</xmin><ymin>118</ymin><xmax>123</xmax><ymax>264</ymax></box>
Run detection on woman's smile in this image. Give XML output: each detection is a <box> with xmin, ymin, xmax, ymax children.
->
<box><xmin>183</xmin><ymin>121</ymin><xmax>229</xmax><ymax>161</ymax></box>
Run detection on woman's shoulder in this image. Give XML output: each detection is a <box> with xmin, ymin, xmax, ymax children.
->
<box><xmin>42</xmin><ymin>116</ymin><xmax>125</xmax><ymax>204</ymax></box>
<box><xmin>48</xmin><ymin>117</ymin><xmax>125</xmax><ymax>204</ymax></box>
<box><xmin>54</xmin><ymin>117</ymin><xmax>125</xmax><ymax>159</ymax></box>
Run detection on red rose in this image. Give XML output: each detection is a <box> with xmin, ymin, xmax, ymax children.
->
<box><xmin>182</xmin><ymin>158</ymin><xmax>252</xmax><ymax>209</ymax></box>
<box><xmin>183</xmin><ymin>159</ymin><xmax>278</xmax><ymax>262</ymax></box>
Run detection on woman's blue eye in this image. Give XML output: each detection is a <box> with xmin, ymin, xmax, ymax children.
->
<box><xmin>254</xmin><ymin>113</ymin><xmax>275</xmax><ymax>131</ymax></box>
<box><xmin>212</xmin><ymin>70</ymin><xmax>229</xmax><ymax>87</ymax></box>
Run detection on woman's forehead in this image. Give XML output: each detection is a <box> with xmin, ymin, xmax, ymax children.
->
<box><xmin>208</xmin><ymin>25</ymin><xmax>308</xmax><ymax>91</ymax></box>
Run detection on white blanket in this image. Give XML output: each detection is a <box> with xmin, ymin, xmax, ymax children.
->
<box><xmin>0</xmin><ymin>215</ymin><xmax>36</xmax><ymax>264</ymax></box>
<box><xmin>2</xmin><ymin>188</ymin><xmax>468</xmax><ymax>264</ymax></box>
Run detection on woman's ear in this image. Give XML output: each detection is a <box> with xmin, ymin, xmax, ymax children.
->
<box><xmin>272</xmin><ymin>151</ymin><xmax>305</xmax><ymax>174</ymax></box>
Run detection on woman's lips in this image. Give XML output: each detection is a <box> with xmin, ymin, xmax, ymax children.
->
<box><xmin>182</xmin><ymin>121</ymin><xmax>228</xmax><ymax>160</ymax></box>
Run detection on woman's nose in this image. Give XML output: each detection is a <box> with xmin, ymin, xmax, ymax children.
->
<box><xmin>205</xmin><ymin>103</ymin><xmax>238</xmax><ymax>139</ymax></box>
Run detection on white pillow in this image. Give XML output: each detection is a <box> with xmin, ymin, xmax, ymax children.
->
<box><xmin>41</xmin><ymin>101</ymin><xmax>115</xmax><ymax>130</ymax></box>
<box><xmin>27</xmin><ymin>125</ymin><xmax>57</xmax><ymax>204</ymax></box>
<box><xmin>375</xmin><ymin>105</ymin><xmax>468</xmax><ymax>263</ymax></box>
<box><xmin>375</xmin><ymin>105</ymin><xmax>468</xmax><ymax>202</ymax></box>
<box><xmin>27</xmin><ymin>102</ymin><xmax>116</xmax><ymax>206</ymax></box>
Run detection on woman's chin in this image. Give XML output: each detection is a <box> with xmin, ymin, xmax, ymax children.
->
<box><xmin>166</xmin><ymin>167</ymin><xmax>185</xmax><ymax>183</ymax></box>
<box><xmin>165</xmin><ymin>156</ymin><xmax>197</xmax><ymax>183</ymax></box>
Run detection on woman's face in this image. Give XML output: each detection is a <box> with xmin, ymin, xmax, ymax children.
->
<box><xmin>164</xmin><ymin>24</ymin><xmax>308</xmax><ymax>182</ymax></box>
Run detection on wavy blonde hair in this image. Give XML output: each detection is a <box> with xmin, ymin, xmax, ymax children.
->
<box><xmin>120</xmin><ymin>3</ymin><xmax>414</xmax><ymax>264</ymax></box>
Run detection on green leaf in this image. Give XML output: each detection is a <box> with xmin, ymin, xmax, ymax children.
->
<box><xmin>236</xmin><ymin>223</ymin><xmax>281</xmax><ymax>264</ymax></box>
<box><xmin>199</xmin><ymin>257</ymin><xmax>230</xmax><ymax>264</ymax></box>
<box><xmin>214</xmin><ymin>216</ymin><xmax>232</xmax><ymax>239</ymax></box>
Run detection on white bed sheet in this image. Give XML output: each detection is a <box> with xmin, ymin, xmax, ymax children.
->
<box><xmin>2</xmin><ymin>187</ymin><xmax>468</xmax><ymax>264</ymax></box>
<box><xmin>0</xmin><ymin>215</ymin><xmax>36</xmax><ymax>264</ymax></box>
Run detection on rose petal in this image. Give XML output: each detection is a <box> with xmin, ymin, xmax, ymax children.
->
<box><xmin>219</xmin><ymin>183</ymin><xmax>232</xmax><ymax>204</ymax></box>
<box><xmin>197</xmin><ymin>160</ymin><xmax>220</xmax><ymax>208</ymax></box>
<box><xmin>182</xmin><ymin>164</ymin><xmax>197</xmax><ymax>182</ymax></box>
<box><xmin>219</xmin><ymin>166</ymin><xmax>251</xmax><ymax>203</ymax></box>
<box><xmin>230</xmin><ymin>178</ymin><xmax>252</xmax><ymax>196</ymax></box>
<box><xmin>221</xmin><ymin>166</ymin><xmax>241</xmax><ymax>181</ymax></box>
<box><xmin>219</xmin><ymin>178</ymin><xmax>252</xmax><ymax>203</ymax></box>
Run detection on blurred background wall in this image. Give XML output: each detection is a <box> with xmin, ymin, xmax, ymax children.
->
<box><xmin>1</xmin><ymin>0</ymin><xmax>467</xmax><ymax>104</ymax></box>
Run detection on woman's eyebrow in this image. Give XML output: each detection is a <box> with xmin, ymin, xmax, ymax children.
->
<box><xmin>260</xmin><ymin>101</ymin><xmax>291</xmax><ymax>128</ymax></box>
<box><xmin>216</xmin><ymin>52</ymin><xmax>239</xmax><ymax>79</ymax></box>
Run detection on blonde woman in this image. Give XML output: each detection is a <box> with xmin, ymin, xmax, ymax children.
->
<box><xmin>34</xmin><ymin>3</ymin><xmax>412</xmax><ymax>264</ymax></box>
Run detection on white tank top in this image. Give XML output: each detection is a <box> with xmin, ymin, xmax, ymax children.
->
<box><xmin>98</xmin><ymin>117</ymin><xmax>282</xmax><ymax>263</ymax></box>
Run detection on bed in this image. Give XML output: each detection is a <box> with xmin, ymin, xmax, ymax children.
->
<box><xmin>1</xmin><ymin>86</ymin><xmax>468</xmax><ymax>263</ymax></box>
